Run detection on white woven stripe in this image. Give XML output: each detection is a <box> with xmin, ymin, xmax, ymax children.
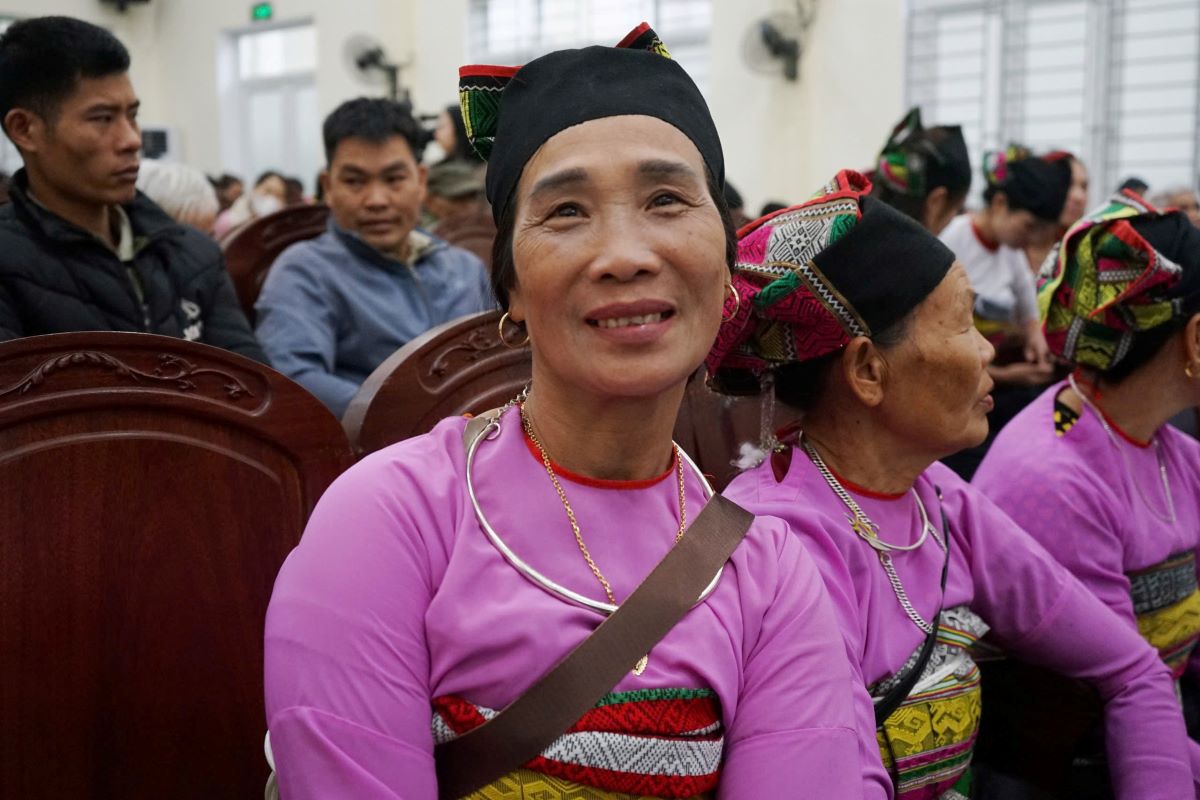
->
<box><xmin>539</xmin><ymin>728</ymin><xmax>723</xmax><ymax>777</ymax></box>
<box><xmin>431</xmin><ymin>709</ymin><xmax>723</xmax><ymax>777</ymax></box>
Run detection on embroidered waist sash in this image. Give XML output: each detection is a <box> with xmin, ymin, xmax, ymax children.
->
<box><xmin>1129</xmin><ymin>550</ymin><xmax>1200</xmax><ymax>678</ymax></box>
<box><xmin>873</xmin><ymin>605</ymin><xmax>989</xmax><ymax>800</ymax></box>
<box><xmin>432</xmin><ymin>688</ymin><xmax>721</xmax><ymax>799</ymax></box>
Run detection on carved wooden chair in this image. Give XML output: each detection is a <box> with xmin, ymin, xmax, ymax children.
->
<box><xmin>672</xmin><ymin>371</ymin><xmax>783</xmax><ymax>491</ymax></box>
<box><xmin>0</xmin><ymin>332</ymin><xmax>355</xmax><ymax>799</ymax></box>
<box><xmin>343</xmin><ymin>310</ymin><xmax>532</xmax><ymax>457</ymax></box>
<box><xmin>221</xmin><ymin>204</ymin><xmax>330</xmax><ymax>322</ymax></box>
<box><xmin>431</xmin><ymin>203</ymin><xmax>497</xmax><ymax>271</ymax></box>
<box><xmin>342</xmin><ymin>311</ymin><xmax>783</xmax><ymax>490</ymax></box>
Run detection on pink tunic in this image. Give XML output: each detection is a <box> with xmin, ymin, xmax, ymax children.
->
<box><xmin>264</xmin><ymin>408</ymin><xmax>868</xmax><ymax>799</ymax></box>
<box><xmin>975</xmin><ymin>382</ymin><xmax>1200</xmax><ymax>783</ymax></box>
<box><xmin>975</xmin><ymin>383</ymin><xmax>1200</xmax><ymax>671</ymax></box>
<box><xmin>725</xmin><ymin>448</ymin><xmax>1193</xmax><ymax>799</ymax></box>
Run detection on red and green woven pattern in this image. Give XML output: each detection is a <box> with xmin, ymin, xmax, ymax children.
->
<box><xmin>1038</xmin><ymin>191</ymin><xmax>1184</xmax><ymax>371</ymax></box>
<box><xmin>877</xmin><ymin>108</ymin><xmax>924</xmax><ymax>197</ymax></box>
<box><xmin>706</xmin><ymin>169</ymin><xmax>870</xmax><ymax>376</ymax></box>
<box><xmin>433</xmin><ymin>688</ymin><xmax>723</xmax><ymax>798</ymax></box>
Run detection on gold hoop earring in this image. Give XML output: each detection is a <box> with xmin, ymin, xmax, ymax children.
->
<box><xmin>722</xmin><ymin>282</ymin><xmax>741</xmax><ymax>321</ymax></box>
<box><xmin>497</xmin><ymin>311</ymin><xmax>530</xmax><ymax>348</ymax></box>
<box><xmin>1186</xmin><ymin>361</ymin><xmax>1199</xmax><ymax>379</ymax></box>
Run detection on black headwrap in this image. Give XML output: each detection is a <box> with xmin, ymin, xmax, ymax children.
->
<box><xmin>875</xmin><ymin>107</ymin><xmax>971</xmax><ymax>198</ymax></box>
<box><xmin>458</xmin><ymin>23</ymin><xmax>723</xmax><ymax>224</ymax></box>
<box><xmin>707</xmin><ymin>170</ymin><xmax>957</xmax><ymax>383</ymax></box>
<box><xmin>1135</xmin><ymin>214</ymin><xmax>1200</xmax><ymax>314</ymax></box>
<box><xmin>984</xmin><ymin>145</ymin><xmax>1072</xmax><ymax>222</ymax></box>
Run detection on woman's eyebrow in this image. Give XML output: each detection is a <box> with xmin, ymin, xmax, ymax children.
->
<box><xmin>528</xmin><ymin>167</ymin><xmax>589</xmax><ymax>202</ymax></box>
<box><xmin>636</xmin><ymin>159</ymin><xmax>700</xmax><ymax>183</ymax></box>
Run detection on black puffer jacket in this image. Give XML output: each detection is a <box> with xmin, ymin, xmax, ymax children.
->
<box><xmin>0</xmin><ymin>171</ymin><xmax>266</xmax><ymax>362</ymax></box>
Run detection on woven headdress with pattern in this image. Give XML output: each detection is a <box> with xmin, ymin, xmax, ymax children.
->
<box><xmin>707</xmin><ymin>170</ymin><xmax>956</xmax><ymax>389</ymax></box>
<box><xmin>1039</xmin><ymin>190</ymin><xmax>1200</xmax><ymax>371</ymax></box>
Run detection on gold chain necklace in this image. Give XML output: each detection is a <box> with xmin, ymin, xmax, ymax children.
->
<box><xmin>520</xmin><ymin>402</ymin><xmax>687</xmax><ymax>675</ymax></box>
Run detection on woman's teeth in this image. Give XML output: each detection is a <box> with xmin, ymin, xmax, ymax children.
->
<box><xmin>597</xmin><ymin>312</ymin><xmax>664</xmax><ymax>329</ymax></box>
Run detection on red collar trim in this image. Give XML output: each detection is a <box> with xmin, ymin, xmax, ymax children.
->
<box><xmin>522</xmin><ymin>429</ymin><xmax>677</xmax><ymax>490</ymax></box>
<box><xmin>1093</xmin><ymin>404</ymin><xmax>1152</xmax><ymax>449</ymax></box>
<box><xmin>970</xmin><ymin>218</ymin><xmax>1000</xmax><ymax>252</ymax></box>
<box><xmin>1070</xmin><ymin>372</ymin><xmax>1152</xmax><ymax>448</ymax></box>
<box><xmin>826</xmin><ymin>463</ymin><xmax>907</xmax><ymax>500</ymax></box>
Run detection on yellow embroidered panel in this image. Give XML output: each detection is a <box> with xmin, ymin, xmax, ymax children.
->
<box><xmin>1137</xmin><ymin>589</ymin><xmax>1200</xmax><ymax>677</ymax></box>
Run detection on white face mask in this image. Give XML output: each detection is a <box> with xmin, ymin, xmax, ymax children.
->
<box><xmin>250</xmin><ymin>192</ymin><xmax>283</xmax><ymax>217</ymax></box>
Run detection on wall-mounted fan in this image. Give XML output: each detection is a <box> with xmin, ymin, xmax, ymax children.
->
<box><xmin>742</xmin><ymin>2</ymin><xmax>818</xmax><ymax>83</ymax></box>
<box><xmin>343</xmin><ymin>34</ymin><xmax>409</xmax><ymax>105</ymax></box>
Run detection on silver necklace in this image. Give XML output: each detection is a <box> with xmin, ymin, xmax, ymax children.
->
<box><xmin>465</xmin><ymin>406</ymin><xmax>722</xmax><ymax>616</ymax></box>
<box><xmin>1067</xmin><ymin>374</ymin><xmax>1176</xmax><ymax>524</ymax></box>
<box><xmin>803</xmin><ymin>437</ymin><xmax>945</xmax><ymax>635</ymax></box>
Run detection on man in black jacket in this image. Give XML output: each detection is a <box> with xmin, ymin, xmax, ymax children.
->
<box><xmin>0</xmin><ymin>16</ymin><xmax>265</xmax><ymax>362</ymax></box>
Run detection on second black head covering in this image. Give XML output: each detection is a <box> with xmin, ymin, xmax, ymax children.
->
<box><xmin>458</xmin><ymin>23</ymin><xmax>723</xmax><ymax>224</ymax></box>
<box><xmin>706</xmin><ymin>170</ymin><xmax>957</xmax><ymax>388</ymax></box>
<box><xmin>875</xmin><ymin>107</ymin><xmax>971</xmax><ymax>199</ymax></box>
<box><xmin>984</xmin><ymin>145</ymin><xmax>1072</xmax><ymax>222</ymax></box>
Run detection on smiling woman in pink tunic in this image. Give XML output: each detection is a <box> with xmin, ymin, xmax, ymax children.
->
<box><xmin>708</xmin><ymin>170</ymin><xmax>1193</xmax><ymax>800</ymax></box>
<box><xmin>263</xmin><ymin>25</ymin><xmax>866</xmax><ymax>800</ymax></box>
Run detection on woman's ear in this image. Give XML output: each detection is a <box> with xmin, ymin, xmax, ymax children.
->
<box><xmin>839</xmin><ymin>337</ymin><xmax>888</xmax><ymax>408</ymax></box>
<box><xmin>1185</xmin><ymin>312</ymin><xmax>1200</xmax><ymax>370</ymax></box>
<box><xmin>507</xmin><ymin>286</ymin><xmax>525</xmax><ymax>324</ymax></box>
<box><xmin>924</xmin><ymin>186</ymin><xmax>949</xmax><ymax>219</ymax></box>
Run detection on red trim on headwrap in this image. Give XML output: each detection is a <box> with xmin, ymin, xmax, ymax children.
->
<box><xmin>458</xmin><ymin>64</ymin><xmax>521</xmax><ymax>79</ymax></box>
<box><xmin>615</xmin><ymin>21</ymin><xmax>654</xmax><ymax>48</ymax></box>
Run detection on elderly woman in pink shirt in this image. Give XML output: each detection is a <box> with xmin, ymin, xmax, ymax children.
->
<box><xmin>712</xmin><ymin>170</ymin><xmax>1194</xmax><ymax>799</ymax></box>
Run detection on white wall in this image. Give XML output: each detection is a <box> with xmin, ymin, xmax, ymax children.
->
<box><xmin>0</xmin><ymin>0</ymin><xmax>905</xmax><ymax>209</ymax></box>
<box><xmin>709</xmin><ymin>0</ymin><xmax>905</xmax><ymax>211</ymax></box>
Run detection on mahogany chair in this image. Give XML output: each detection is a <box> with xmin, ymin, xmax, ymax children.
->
<box><xmin>0</xmin><ymin>332</ymin><xmax>355</xmax><ymax>800</ymax></box>
<box><xmin>432</xmin><ymin>203</ymin><xmax>498</xmax><ymax>271</ymax></box>
<box><xmin>221</xmin><ymin>204</ymin><xmax>330</xmax><ymax>322</ymax></box>
<box><xmin>343</xmin><ymin>310</ymin><xmax>531</xmax><ymax>457</ymax></box>
<box><xmin>342</xmin><ymin>311</ymin><xmax>784</xmax><ymax>490</ymax></box>
<box><xmin>672</xmin><ymin>371</ymin><xmax>779</xmax><ymax>491</ymax></box>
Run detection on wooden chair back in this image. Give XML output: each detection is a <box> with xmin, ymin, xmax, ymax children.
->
<box><xmin>343</xmin><ymin>310</ymin><xmax>531</xmax><ymax>457</ymax></box>
<box><xmin>673</xmin><ymin>371</ymin><xmax>777</xmax><ymax>491</ymax></box>
<box><xmin>343</xmin><ymin>311</ymin><xmax>789</xmax><ymax>490</ymax></box>
<box><xmin>222</xmin><ymin>204</ymin><xmax>330</xmax><ymax>322</ymax></box>
<box><xmin>0</xmin><ymin>332</ymin><xmax>354</xmax><ymax>800</ymax></box>
<box><xmin>432</xmin><ymin>203</ymin><xmax>497</xmax><ymax>271</ymax></box>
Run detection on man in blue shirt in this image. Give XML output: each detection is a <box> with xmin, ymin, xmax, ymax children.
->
<box><xmin>255</xmin><ymin>98</ymin><xmax>493</xmax><ymax>416</ymax></box>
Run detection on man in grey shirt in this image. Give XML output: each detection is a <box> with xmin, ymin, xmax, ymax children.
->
<box><xmin>255</xmin><ymin>98</ymin><xmax>492</xmax><ymax>417</ymax></box>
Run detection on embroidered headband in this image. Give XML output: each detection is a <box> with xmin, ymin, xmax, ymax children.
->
<box><xmin>458</xmin><ymin>22</ymin><xmax>723</xmax><ymax>224</ymax></box>
<box><xmin>707</xmin><ymin>170</ymin><xmax>957</xmax><ymax>392</ymax></box>
<box><xmin>1039</xmin><ymin>190</ymin><xmax>1200</xmax><ymax>371</ymax></box>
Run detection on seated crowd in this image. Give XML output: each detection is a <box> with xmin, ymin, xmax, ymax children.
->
<box><xmin>2</xmin><ymin>13</ymin><xmax>1200</xmax><ymax>800</ymax></box>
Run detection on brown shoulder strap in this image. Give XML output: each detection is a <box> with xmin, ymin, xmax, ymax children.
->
<box><xmin>436</xmin><ymin>430</ymin><xmax>753</xmax><ymax>799</ymax></box>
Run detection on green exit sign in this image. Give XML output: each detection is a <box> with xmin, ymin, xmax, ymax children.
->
<box><xmin>251</xmin><ymin>2</ymin><xmax>273</xmax><ymax>21</ymax></box>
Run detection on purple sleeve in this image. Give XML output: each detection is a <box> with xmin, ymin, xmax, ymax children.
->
<box><xmin>956</xmin><ymin>486</ymin><xmax>1192</xmax><ymax>798</ymax></box>
<box><xmin>718</xmin><ymin>519</ymin><xmax>869</xmax><ymax>800</ymax></box>
<box><xmin>976</xmin><ymin>466</ymin><xmax>1137</xmax><ymax>631</ymax></box>
<box><xmin>722</xmin><ymin>477</ymin><xmax>892</xmax><ymax>800</ymax></box>
<box><xmin>264</xmin><ymin>453</ymin><xmax>445</xmax><ymax>800</ymax></box>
